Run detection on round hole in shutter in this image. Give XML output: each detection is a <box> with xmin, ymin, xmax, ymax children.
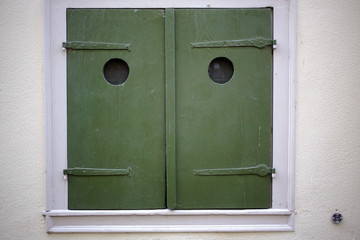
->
<box><xmin>208</xmin><ymin>57</ymin><xmax>234</xmax><ymax>84</ymax></box>
<box><xmin>103</xmin><ymin>58</ymin><xmax>129</xmax><ymax>85</ymax></box>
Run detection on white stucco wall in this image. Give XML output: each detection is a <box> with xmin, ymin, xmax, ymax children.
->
<box><xmin>0</xmin><ymin>0</ymin><xmax>359</xmax><ymax>239</ymax></box>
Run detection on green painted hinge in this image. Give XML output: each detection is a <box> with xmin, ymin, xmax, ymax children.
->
<box><xmin>193</xmin><ymin>164</ymin><xmax>275</xmax><ymax>177</ymax></box>
<box><xmin>191</xmin><ymin>37</ymin><xmax>276</xmax><ymax>49</ymax></box>
<box><xmin>63</xmin><ymin>167</ymin><xmax>131</xmax><ymax>176</ymax></box>
<box><xmin>62</xmin><ymin>41</ymin><xmax>131</xmax><ymax>51</ymax></box>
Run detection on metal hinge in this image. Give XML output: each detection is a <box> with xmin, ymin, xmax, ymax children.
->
<box><xmin>193</xmin><ymin>164</ymin><xmax>275</xmax><ymax>177</ymax></box>
<box><xmin>191</xmin><ymin>37</ymin><xmax>276</xmax><ymax>49</ymax></box>
<box><xmin>63</xmin><ymin>167</ymin><xmax>131</xmax><ymax>176</ymax></box>
<box><xmin>62</xmin><ymin>41</ymin><xmax>131</xmax><ymax>51</ymax></box>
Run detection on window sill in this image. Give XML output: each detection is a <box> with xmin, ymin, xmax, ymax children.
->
<box><xmin>43</xmin><ymin>209</ymin><xmax>295</xmax><ymax>232</ymax></box>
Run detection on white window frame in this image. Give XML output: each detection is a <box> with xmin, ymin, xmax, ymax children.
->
<box><xmin>43</xmin><ymin>0</ymin><xmax>296</xmax><ymax>233</ymax></box>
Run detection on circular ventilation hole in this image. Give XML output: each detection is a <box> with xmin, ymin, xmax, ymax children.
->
<box><xmin>208</xmin><ymin>57</ymin><xmax>234</xmax><ymax>84</ymax></box>
<box><xmin>103</xmin><ymin>58</ymin><xmax>129</xmax><ymax>85</ymax></box>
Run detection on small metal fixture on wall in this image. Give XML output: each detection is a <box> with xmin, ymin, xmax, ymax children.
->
<box><xmin>332</xmin><ymin>212</ymin><xmax>343</xmax><ymax>224</ymax></box>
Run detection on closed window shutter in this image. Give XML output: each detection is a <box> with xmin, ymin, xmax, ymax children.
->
<box><xmin>66</xmin><ymin>9</ymin><xmax>166</xmax><ymax>210</ymax></box>
<box><xmin>66</xmin><ymin>8</ymin><xmax>273</xmax><ymax>210</ymax></box>
<box><xmin>175</xmin><ymin>9</ymin><xmax>273</xmax><ymax>209</ymax></box>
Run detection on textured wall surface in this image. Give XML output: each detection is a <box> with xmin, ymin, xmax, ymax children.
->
<box><xmin>0</xmin><ymin>0</ymin><xmax>359</xmax><ymax>239</ymax></box>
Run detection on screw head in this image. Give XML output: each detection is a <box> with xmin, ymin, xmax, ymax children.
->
<box><xmin>332</xmin><ymin>213</ymin><xmax>343</xmax><ymax>224</ymax></box>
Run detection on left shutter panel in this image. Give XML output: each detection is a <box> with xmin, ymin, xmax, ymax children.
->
<box><xmin>66</xmin><ymin>9</ymin><xmax>166</xmax><ymax>210</ymax></box>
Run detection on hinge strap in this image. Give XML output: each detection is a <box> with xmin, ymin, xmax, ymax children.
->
<box><xmin>62</xmin><ymin>41</ymin><xmax>131</xmax><ymax>51</ymax></box>
<box><xmin>191</xmin><ymin>37</ymin><xmax>276</xmax><ymax>49</ymax></box>
<box><xmin>193</xmin><ymin>164</ymin><xmax>275</xmax><ymax>177</ymax></box>
<box><xmin>63</xmin><ymin>167</ymin><xmax>131</xmax><ymax>176</ymax></box>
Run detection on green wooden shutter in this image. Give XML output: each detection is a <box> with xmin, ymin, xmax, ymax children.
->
<box><xmin>66</xmin><ymin>9</ymin><xmax>166</xmax><ymax>210</ymax></box>
<box><xmin>175</xmin><ymin>9</ymin><xmax>273</xmax><ymax>209</ymax></box>
<box><xmin>66</xmin><ymin>8</ymin><xmax>273</xmax><ymax>210</ymax></box>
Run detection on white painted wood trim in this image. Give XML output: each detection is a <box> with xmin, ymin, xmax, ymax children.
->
<box><xmin>46</xmin><ymin>225</ymin><xmax>295</xmax><ymax>233</ymax></box>
<box><xmin>288</xmin><ymin>0</ymin><xmax>297</xmax><ymax>214</ymax></box>
<box><xmin>44</xmin><ymin>209</ymin><xmax>293</xmax><ymax>216</ymax></box>
<box><xmin>43</xmin><ymin>209</ymin><xmax>295</xmax><ymax>233</ymax></box>
<box><xmin>44</xmin><ymin>0</ymin><xmax>296</xmax><ymax>232</ymax></box>
<box><xmin>43</xmin><ymin>0</ymin><xmax>52</xmax><ymax>212</ymax></box>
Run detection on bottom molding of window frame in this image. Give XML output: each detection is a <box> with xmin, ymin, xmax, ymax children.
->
<box><xmin>43</xmin><ymin>209</ymin><xmax>295</xmax><ymax>233</ymax></box>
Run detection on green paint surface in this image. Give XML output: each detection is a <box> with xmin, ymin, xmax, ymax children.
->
<box><xmin>67</xmin><ymin>9</ymin><xmax>166</xmax><ymax>209</ymax></box>
<box><xmin>67</xmin><ymin>8</ymin><xmax>272</xmax><ymax>210</ymax></box>
<box><xmin>175</xmin><ymin>9</ymin><xmax>272</xmax><ymax>209</ymax></box>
